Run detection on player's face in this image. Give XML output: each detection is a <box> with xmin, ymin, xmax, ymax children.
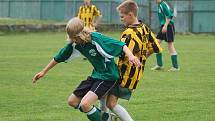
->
<box><xmin>84</xmin><ymin>0</ymin><xmax>91</xmax><ymax>6</ymax></box>
<box><xmin>119</xmin><ymin>11</ymin><xmax>132</xmax><ymax>26</ymax></box>
<box><xmin>70</xmin><ymin>32</ymin><xmax>83</xmax><ymax>44</ymax></box>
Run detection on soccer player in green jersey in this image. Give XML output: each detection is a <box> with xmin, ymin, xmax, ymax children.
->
<box><xmin>77</xmin><ymin>0</ymin><xmax>102</xmax><ymax>60</ymax></box>
<box><xmin>151</xmin><ymin>0</ymin><xmax>180</xmax><ymax>71</ymax></box>
<box><xmin>32</xmin><ymin>17</ymin><xmax>140</xmax><ymax>121</ymax></box>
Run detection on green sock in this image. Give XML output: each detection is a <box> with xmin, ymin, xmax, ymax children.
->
<box><xmin>74</xmin><ymin>104</ymin><xmax>84</xmax><ymax>112</ymax></box>
<box><xmin>87</xmin><ymin>107</ymin><xmax>102</xmax><ymax>121</ymax></box>
<box><xmin>156</xmin><ymin>53</ymin><xmax>163</xmax><ymax>66</ymax></box>
<box><xmin>171</xmin><ymin>55</ymin><xmax>179</xmax><ymax>68</ymax></box>
<box><xmin>95</xmin><ymin>107</ymin><xmax>109</xmax><ymax>121</ymax></box>
<box><xmin>101</xmin><ymin>112</ymin><xmax>109</xmax><ymax>121</ymax></box>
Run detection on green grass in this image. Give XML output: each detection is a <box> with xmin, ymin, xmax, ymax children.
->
<box><xmin>0</xmin><ymin>32</ymin><xmax>215</xmax><ymax>121</ymax></box>
<box><xmin>0</xmin><ymin>18</ymin><xmax>66</xmax><ymax>25</ymax></box>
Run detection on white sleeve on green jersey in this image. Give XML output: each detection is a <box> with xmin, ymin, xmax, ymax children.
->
<box><xmin>65</xmin><ymin>43</ymin><xmax>80</xmax><ymax>62</ymax></box>
<box><xmin>54</xmin><ymin>43</ymin><xmax>80</xmax><ymax>63</ymax></box>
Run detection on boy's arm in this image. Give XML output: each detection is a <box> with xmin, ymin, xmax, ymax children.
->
<box><xmin>54</xmin><ymin>43</ymin><xmax>74</xmax><ymax>63</ymax></box>
<box><xmin>123</xmin><ymin>45</ymin><xmax>141</xmax><ymax>67</ymax></box>
<box><xmin>77</xmin><ymin>6</ymin><xmax>82</xmax><ymax>18</ymax></box>
<box><xmin>32</xmin><ymin>43</ymin><xmax>74</xmax><ymax>84</ymax></box>
<box><xmin>93</xmin><ymin>6</ymin><xmax>102</xmax><ymax>27</ymax></box>
<box><xmin>161</xmin><ymin>2</ymin><xmax>173</xmax><ymax>19</ymax></box>
<box><xmin>162</xmin><ymin>18</ymin><xmax>170</xmax><ymax>33</ymax></box>
<box><xmin>161</xmin><ymin>2</ymin><xmax>173</xmax><ymax>33</ymax></box>
<box><xmin>32</xmin><ymin>59</ymin><xmax>57</xmax><ymax>83</ymax></box>
<box><xmin>93</xmin><ymin>15</ymin><xmax>102</xmax><ymax>28</ymax></box>
<box><xmin>146</xmin><ymin>28</ymin><xmax>163</xmax><ymax>57</ymax></box>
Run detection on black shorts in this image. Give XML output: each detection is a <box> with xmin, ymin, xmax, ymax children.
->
<box><xmin>73</xmin><ymin>77</ymin><xmax>117</xmax><ymax>99</ymax></box>
<box><xmin>156</xmin><ymin>24</ymin><xmax>175</xmax><ymax>42</ymax></box>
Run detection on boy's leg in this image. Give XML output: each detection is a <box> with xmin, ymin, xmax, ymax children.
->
<box><xmin>71</xmin><ymin>77</ymin><xmax>116</xmax><ymax>121</ymax></box>
<box><xmin>156</xmin><ymin>53</ymin><xmax>163</xmax><ymax>67</ymax></box>
<box><xmin>80</xmin><ymin>91</ymin><xmax>102</xmax><ymax>121</ymax></box>
<box><xmin>156</xmin><ymin>39</ymin><xmax>163</xmax><ymax>67</ymax></box>
<box><xmin>98</xmin><ymin>97</ymin><xmax>118</xmax><ymax>121</ymax></box>
<box><xmin>151</xmin><ymin>53</ymin><xmax>163</xmax><ymax>70</ymax></box>
<box><xmin>68</xmin><ymin>77</ymin><xmax>94</xmax><ymax>110</ymax></box>
<box><xmin>68</xmin><ymin>77</ymin><xmax>102</xmax><ymax>120</ymax></box>
<box><xmin>166</xmin><ymin>24</ymin><xmax>179</xmax><ymax>71</ymax></box>
<box><xmin>171</xmin><ymin>54</ymin><xmax>179</xmax><ymax>68</ymax></box>
<box><xmin>99</xmin><ymin>96</ymin><xmax>108</xmax><ymax>112</ymax></box>
<box><xmin>107</xmin><ymin>94</ymin><xmax>134</xmax><ymax>121</ymax></box>
<box><xmin>168</xmin><ymin>42</ymin><xmax>179</xmax><ymax>70</ymax></box>
<box><xmin>87</xmin><ymin>106</ymin><xmax>102</xmax><ymax>121</ymax></box>
<box><xmin>84</xmin><ymin>80</ymin><xmax>116</xmax><ymax>121</ymax></box>
<box><xmin>151</xmin><ymin>39</ymin><xmax>164</xmax><ymax>70</ymax></box>
<box><xmin>80</xmin><ymin>91</ymin><xmax>98</xmax><ymax>112</ymax></box>
<box><xmin>68</xmin><ymin>94</ymin><xmax>82</xmax><ymax>108</ymax></box>
<box><xmin>69</xmin><ymin>91</ymin><xmax>102</xmax><ymax>121</ymax></box>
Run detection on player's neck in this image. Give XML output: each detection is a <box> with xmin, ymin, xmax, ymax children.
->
<box><xmin>131</xmin><ymin>18</ymin><xmax>139</xmax><ymax>25</ymax></box>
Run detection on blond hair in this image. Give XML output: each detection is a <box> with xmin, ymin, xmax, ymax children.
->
<box><xmin>117</xmin><ymin>0</ymin><xmax>138</xmax><ymax>16</ymax></box>
<box><xmin>66</xmin><ymin>17</ymin><xmax>91</xmax><ymax>44</ymax></box>
<box><xmin>84</xmin><ymin>0</ymin><xmax>91</xmax><ymax>2</ymax></box>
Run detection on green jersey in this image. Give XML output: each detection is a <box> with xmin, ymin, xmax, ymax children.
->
<box><xmin>54</xmin><ymin>32</ymin><xmax>125</xmax><ymax>81</ymax></box>
<box><xmin>157</xmin><ymin>1</ymin><xmax>174</xmax><ymax>25</ymax></box>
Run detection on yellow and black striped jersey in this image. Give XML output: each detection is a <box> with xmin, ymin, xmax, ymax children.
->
<box><xmin>77</xmin><ymin>5</ymin><xmax>101</xmax><ymax>30</ymax></box>
<box><xmin>118</xmin><ymin>23</ymin><xmax>162</xmax><ymax>90</ymax></box>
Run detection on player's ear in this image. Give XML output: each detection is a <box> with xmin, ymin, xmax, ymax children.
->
<box><xmin>128</xmin><ymin>12</ymin><xmax>133</xmax><ymax>17</ymax></box>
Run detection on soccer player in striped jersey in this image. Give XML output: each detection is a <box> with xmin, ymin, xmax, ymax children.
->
<box><xmin>105</xmin><ymin>1</ymin><xmax>163</xmax><ymax>121</ymax></box>
<box><xmin>151</xmin><ymin>0</ymin><xmax>180</xmax><ymax>71</ymax></box>
<box><xmin>32</xmin><ymin>17</ymin><xmax>140</xmax><ymax>121</ymax></box>
<box><xmin>77</xmin><ymin>0</ymin><xmax>102</xmax><ymax>31</ymax></box>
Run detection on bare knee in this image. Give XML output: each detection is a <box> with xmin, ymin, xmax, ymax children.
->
<box><xmin>67</xmin><ymin>94</ymin><xmax>81</xmax><ymax>108</ymax></box>
<box><xmin>107</xmin><ymin>96</ymin><xmax>118</xmax><ymax>109</ymax></box>
<box><xmin>79</xmin><ymin>100</ymin><xmax>92</xmax><ymax>112</ymax></box>
<box><xmin>68</xmin><ymin>98</ymin><xmax>77</xmax><ymax>107</ymax></box>
<box><xmin>107</xmin><ymin>100</ymin><xmax>117</xmax><ymax>109</ymax></box>
<box><xmin>106</xmin><ymin>95</ymin><xmax>118</xmax><ymax>109</ymax></box>
<box><xmin>168</xmin><ymin>43</ymin><xmax>177</xmax><ymax>54</ymax></box>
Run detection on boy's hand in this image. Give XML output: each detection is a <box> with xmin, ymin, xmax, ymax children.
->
<box><xmin>92</xmin><ymin>22</ymin><xmax>98</xmax><ymax>28</ymax></box>
<box><xmin>32</xmin><ymin>71</ymin><xmax>45</xmax><ymax>84</ymax></box>
<box><xmin>162</xmin><ymin>25</ymin><xmax>167</xmax><ymax>33</ymax></box>
<box><xmin>128</xmin><ymin>56</ymin><xmax>141</xmax><ymax>67</ymax></box>
<box><xmin>123</xmin><ymin>46</ymin><xmax>141</xmax><ymax>66</ymax></box>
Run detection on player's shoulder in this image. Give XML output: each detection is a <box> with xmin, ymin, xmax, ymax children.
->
<box><xmin>123</xmin><ymin>23</ymin><xmax>148</xmax><ymax>33</ymax></box>
<box><xmin>141</xmin><ymin>23</ymin><xmax>150</xmax><ymax>32</ymax></box>
<box><xmin>79</xmin><ymin>5</ymin><xmax>84</xmax><ymax>10</ymax></box>
<box><xmin>123</xmin><ymin>27</ymin><xmax>135</xmax><ymax>35</ymax></box>
<box><xmin>91</xmin><ymin>32</ymin><xmax>103</xmax><ymax>39</ymax></box>
<box><xmin>161</xmin><ymin>1</ymin><xmax>171</xmax><ymax>9</ymax></box>
<box><xmin>91</xmin><ymin>5</ymin><xmax>97</xmax><ymax>9</ymax></box>
<box><xmin>160</xmin><ymin>1</ymin><xmax>168</xmax><ymax>6</ymax></box>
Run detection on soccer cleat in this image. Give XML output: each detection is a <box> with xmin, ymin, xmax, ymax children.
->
<box><xmin>107</xmin><ymin>113</ymin><xmax>118</xmax><ymax>121</ymax></box>
<box><xmin>168</xmin><ymin>67</ymin><xmax>180</xmax><ymax>72</ymax></box>
<box><xmin>102</xmin><ymin>112</ymin><xmax>118</xmax><ymax>121</ymax></box>
<box><xmin>151</xmin><ymin>65</ymin><xmax>164</xmax><ymax>70</ymax></box>
<box><xmin>83</xmin><ymin>57</ymin><xmax>87</xmax><ymax>60</ymax></box>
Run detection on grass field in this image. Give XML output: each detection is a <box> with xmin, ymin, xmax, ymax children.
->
<box><xmin>0</xmin><ymin>32</ymin><xmax>215</xmax><ymax>121</ymax></box>
<box><xmin>0</xmin><ymin>18</ymin><xmax>65</xmax><ymax>25</ymax></box>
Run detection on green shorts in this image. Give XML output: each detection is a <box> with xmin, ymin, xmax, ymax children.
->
<box><xmin>109</xmin><ymin>85</ymin><xmax>132</xmax><ymax>100</ymax></box>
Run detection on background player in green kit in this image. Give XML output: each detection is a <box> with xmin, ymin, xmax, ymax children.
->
<box><xmin>32</xmin><ymin>17</ymin><xmax>140</xmax><ymax>121</ymax></box>
<box><xmin>151</xmin><ymin>0</ymin><xmax>180</xmax><ymax>71</ymax></box>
